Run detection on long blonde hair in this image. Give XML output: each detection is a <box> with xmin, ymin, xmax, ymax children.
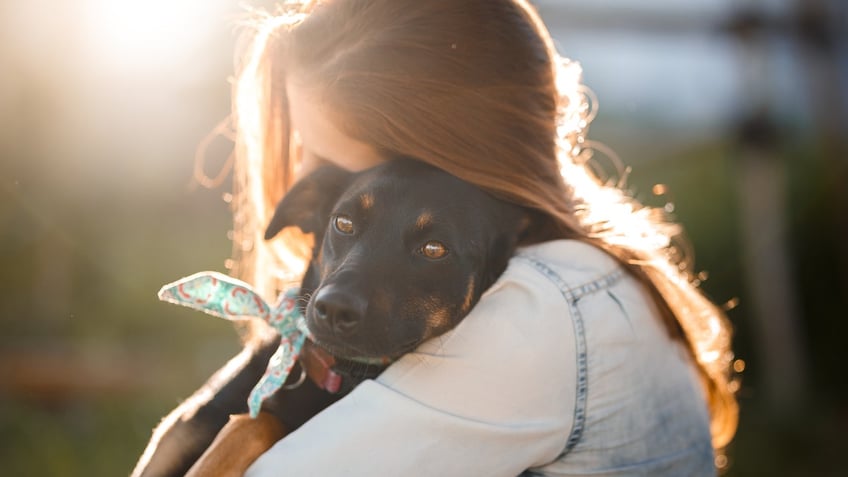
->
<box><xmin>219</xmin><ymin>0</ymin><xmax>737</xmax><ymax>449</ymax></box>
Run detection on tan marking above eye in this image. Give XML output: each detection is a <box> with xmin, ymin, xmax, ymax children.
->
<box><xmin>333</xmin><ymin>215</ymin><xmax>354</xmax><ymax>234</ymax></box>
<box><xmin>360</xmin><ymin>193</ymin><xmax>374</xmax><ymax>210</ymax></box>
<box><xmin>421</xmin><ymin>240</ymin><xmax>448</xmax><ymax>259</ymax></box>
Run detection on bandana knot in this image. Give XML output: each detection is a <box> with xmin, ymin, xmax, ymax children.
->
<box><xmin>158</xmin><ymin>271</ymin><xmax>309</xmax><ymax>417</ymax></box>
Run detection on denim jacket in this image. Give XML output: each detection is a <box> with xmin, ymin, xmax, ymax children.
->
<box><xmin>247</xmin><ymin>240</ymin><xmax>715</xmax><ymax>476</ymax></box>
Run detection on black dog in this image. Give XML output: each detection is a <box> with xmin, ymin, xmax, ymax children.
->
<box><xmin>132</xmin><ymin>159</ymin><xmax>528</xmax><ymax>476</ymax></box>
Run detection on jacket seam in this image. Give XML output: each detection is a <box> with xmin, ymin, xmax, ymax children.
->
<box><xmin>514</xmin><ymin>255</ymin><xmax>626</xmax><ymax>459</ymax></box>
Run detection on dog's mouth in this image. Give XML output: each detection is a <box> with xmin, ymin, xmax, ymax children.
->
<box><xmin>306</xmin><ymin>322</ymin><xmax>425</xmax><ymax>366</ymax></box>
<box><xmin>308</xmin><ymin>335</ymin><xmax>395</xmax><ymax>365</ymax></box>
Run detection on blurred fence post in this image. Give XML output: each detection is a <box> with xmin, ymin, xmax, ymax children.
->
<box><xmin>734</xmin><ymin>120</ymin><xmax>808</xmax><ymax>415</ymax></box>
<box><xmin>726</xmin><ymin>3</ymin><xmax>810</xmax><ymax>416</ymax></box>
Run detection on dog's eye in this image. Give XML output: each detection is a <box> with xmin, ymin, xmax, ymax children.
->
<box><xmin>333</xmin><ymin>215</ymin><xmax>355</xmax><ymax>235</ymax></box>
<box><xmin>420</xmin><ymin>241</ymin><xmax>448</xmax><ymax>259</ymax></box>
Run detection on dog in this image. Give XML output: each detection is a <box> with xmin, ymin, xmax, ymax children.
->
<box><xmin>132</xmin><ymin>159</ymin><xmax>529</xmax><ymax>476</ymax></box>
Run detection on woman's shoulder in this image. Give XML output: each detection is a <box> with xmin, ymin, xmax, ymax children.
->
<box><xmin>514</xmin><ymin>239</ymin><xmax>617</xmax><ymax>268</ymax></box>
<box><xmin>487</xmin><ymin>239</ymin><xmax>623</xmax><ymax>301</ymax></box>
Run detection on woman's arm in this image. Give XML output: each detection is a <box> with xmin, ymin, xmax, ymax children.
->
<box><xmin>247</xmin><ymin>261</ymin><xmax>577</xmax><ymax>476</ymax></box>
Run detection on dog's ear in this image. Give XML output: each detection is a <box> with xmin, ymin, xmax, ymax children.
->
<box><xmin>481</xmin><ymin>205</ymin><xmax>531</xmax><ymax>288</ymax></box>
<box><xmin>264</xmin><ymin>165</ymin><xmax>353</xmax><ymax>240</ymax></box>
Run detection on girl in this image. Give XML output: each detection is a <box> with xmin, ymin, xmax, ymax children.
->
<box><xmin>168</xmin><ymin>0</ymin><xmax>739</xmax><ymax>474</ymax></box>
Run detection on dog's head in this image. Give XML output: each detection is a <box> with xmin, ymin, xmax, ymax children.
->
<box><xmin>265</xmin><ymin>159</ymin><xmax>528</xmax><ymax>361</ymax></box>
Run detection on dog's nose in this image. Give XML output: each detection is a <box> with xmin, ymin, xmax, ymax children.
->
<box><xmin>313</xmin><ymin>287</ymin><xmax>366</xmax><ymax>335</ymax></box>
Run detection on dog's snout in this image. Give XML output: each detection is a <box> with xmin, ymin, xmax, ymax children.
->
<box><xmin>313</xmin><ymin>287</ymin><xmax>366</xmax><ymax>335</ymax></box>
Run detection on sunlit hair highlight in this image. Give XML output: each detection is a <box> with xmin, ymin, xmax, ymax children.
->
<box><xmin>223</xmin><ymin>0</ymin><xmax>737</xmax><ymax>449</ymax></box>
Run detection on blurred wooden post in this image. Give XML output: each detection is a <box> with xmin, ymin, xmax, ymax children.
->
<box><xmin>727</xmin><ymin>5</ymin><xmax>808</xmax><ymax>415</ymax></box>
<box><xmin>735</xmin><ymin>119</ymin><xmax>807</xmax><ymax>415</ymax></box>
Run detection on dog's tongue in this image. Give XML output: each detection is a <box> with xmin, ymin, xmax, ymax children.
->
<box><xmin>300</xmin><ymin>340</ymin><xmax>342</xmax><ymax>394</ymax></box>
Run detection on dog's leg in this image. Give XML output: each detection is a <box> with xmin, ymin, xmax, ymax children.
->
<box><xmin>185</xmin><ymin>412</ymin><xmax>287</xmax><ymax>477</ymax></box>
<box><xmin>131</xmin><ymin>336</ymin><xmax>278</xmax><ymax>477</ymax></box>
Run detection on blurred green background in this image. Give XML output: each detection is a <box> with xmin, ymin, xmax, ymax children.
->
<box><xmin>1</xmin><ymin>0</ymin><xmax>846</xmax><ymax>475</ymax></box>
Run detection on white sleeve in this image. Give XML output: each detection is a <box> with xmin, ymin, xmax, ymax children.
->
<box><xmin>246</xmin><ymin>260</ymin><xmax>577</xmax><ymax>477</ymax></box>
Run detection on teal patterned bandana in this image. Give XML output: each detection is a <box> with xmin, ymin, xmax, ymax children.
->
<box><xmin>157</xmin><ymin>271</ymin><xmax>309</xmax><ymax>418</ymax></box>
